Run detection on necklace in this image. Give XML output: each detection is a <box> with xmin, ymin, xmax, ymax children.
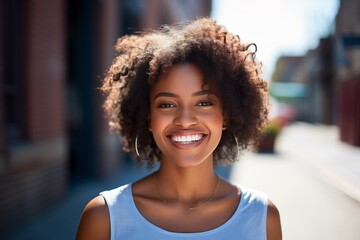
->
<box><xmin>153</xmin><ymin>173</ymin><xmax>220</xmax><ymax>210</ymax></box>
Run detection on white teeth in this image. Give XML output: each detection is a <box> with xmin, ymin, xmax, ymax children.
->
<box><xmin>171</xmin><ymin>134</ymin><xmax>203</xmax><ymax>144</ymax></box>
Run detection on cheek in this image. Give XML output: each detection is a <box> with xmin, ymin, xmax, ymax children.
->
<box><xmin>208</xmin><ymin>110</ymin><xmax>225</xmax><ymax>141</ymax></box>
<box><xmin>205</xmin><ymin>109</ymin><xmax>224</xmax><ymax>127</ymax></box>
<box><xmin>150</xmin><ymin>112</ymin><xmax>169</xmax><ymax>136</ymax></box>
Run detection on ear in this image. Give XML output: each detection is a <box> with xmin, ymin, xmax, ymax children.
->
<box><xmin>148</xmin><ymin>116</ymin><xmax>152</xmax><ymax>132</ymax></box>
<box><xmin>222</xmin><ymin>115</ymin><xmax>228</xmax><ymax>131</ymax></box>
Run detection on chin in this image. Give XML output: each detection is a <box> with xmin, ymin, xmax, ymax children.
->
<box><xmin>163</xmin><ymin>152</ymin><xmax>213</xmax><ymax>168</ymax></box>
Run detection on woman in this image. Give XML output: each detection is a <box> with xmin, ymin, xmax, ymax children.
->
<box><xmin>76</xmin><ymin>17</ymin><xmax>282</xmax><ymax>240</ymax></box>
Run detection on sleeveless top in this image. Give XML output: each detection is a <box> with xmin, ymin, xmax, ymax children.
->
<box><xmin>100</xmin><ymin>184</ymin><xmax>268</xmax><ymax>240</ymax></box>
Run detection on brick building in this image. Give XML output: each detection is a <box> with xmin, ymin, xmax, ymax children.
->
<box><xmin>0</xmin><ymin>0</ymin><xmax>211</xmax><ymax>234</ymax></box>
<box><xmin>1</xmin><ymin>0</ymin><xmax>68</xmax><ymax>234</ymax></box>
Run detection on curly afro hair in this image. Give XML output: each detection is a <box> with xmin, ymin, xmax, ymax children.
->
<box><xmin>101</xmin><ymin>17</ymin><xmax>269</xmax><ymax>169</ymax></box>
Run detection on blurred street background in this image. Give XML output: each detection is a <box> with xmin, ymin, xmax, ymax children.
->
<box><xmin>1</xmin><ymin>0</ymin><xmax>360</xmax><ymax>239</ymax></box>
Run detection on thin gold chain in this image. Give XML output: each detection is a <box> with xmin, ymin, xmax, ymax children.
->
<box><xmin>153</xmin><ymin>173</ymin><xmax>220</xmax><ymax>210</ymax></box>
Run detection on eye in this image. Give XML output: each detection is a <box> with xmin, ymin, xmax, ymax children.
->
<box><xmin>158</xmin><ymin>103</ymin><xmax>176</xmax><ymax>108</ymax></box>
<box><xmin>196</xmin><ymin>101</ymin><xmax>214</xmax><ymax>107</ymax></box>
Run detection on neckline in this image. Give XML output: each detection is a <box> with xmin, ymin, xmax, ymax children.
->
<box><xmin>127</xmin><ymin>183</ymin><xmax>244</xmax><ymax>236</ymax></box>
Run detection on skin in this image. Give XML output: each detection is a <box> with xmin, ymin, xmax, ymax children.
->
<box><xmin>76</xmin><ymin>63</ymin><xmax>282</xmax><ymax>239</ymax></box>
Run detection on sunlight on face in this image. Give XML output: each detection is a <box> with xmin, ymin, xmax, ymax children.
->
<box><xmin>149</xmin><ymin>64</ymin><xmax>224</xmax><ymax>168</ymax></box>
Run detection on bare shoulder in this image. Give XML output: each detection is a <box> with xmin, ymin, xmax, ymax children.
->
<box><xmin>266</xmin><ymin>199</ymin><xmax>282</xmax><ymax>240</ymax></box>
<box><xmin>76</xmin><ymin>195</ymin><xmax>110</xmax><ymax>240</ymax></box>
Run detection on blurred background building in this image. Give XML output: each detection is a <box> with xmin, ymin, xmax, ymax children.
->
<box><xmin>270</xmin><ymin>0</ymin><xmax>360</xmax><ymax>146</ymax></box>
<box><xmin>0</xmin><ymin>0</ymin><xmax>211</xmax><ymax>234</ymax></box>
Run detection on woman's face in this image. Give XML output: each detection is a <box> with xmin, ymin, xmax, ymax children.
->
<box><xmin>149</xmin><ymin>63</ymin><xmax>224</xmax><ymax>168</ymax></box>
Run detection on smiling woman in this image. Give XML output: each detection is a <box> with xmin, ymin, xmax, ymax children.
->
<box><xmin>76</xmin><ymin>17</ymin><xmax>282</xmax><ymax>240</ymax></box>
<box><xmin>150</xmin><ymin>64</ymin><xmax>224</xmax><ymax>168</ymax></box>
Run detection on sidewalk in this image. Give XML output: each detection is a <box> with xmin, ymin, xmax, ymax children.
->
<box><xmin>276</xmin><ymin>122</ymin><xmax>360</xmax><ymax>203</ymax></box>
<box><xmin>231</xmin><ymin>122</ymin><xmax>360</xmax><ymax>240</ymax></box>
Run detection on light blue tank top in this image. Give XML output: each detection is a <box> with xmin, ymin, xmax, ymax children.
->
<box><xmin>100</xmin><ymin>184</ymin><xmax>268</xmax><ymax>240</ymax></box>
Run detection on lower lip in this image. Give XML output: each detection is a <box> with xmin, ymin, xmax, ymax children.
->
<box><xmin>168</xmin><ymin>136</ymin><xmax>207</xmax><ymax>149</ymax></box>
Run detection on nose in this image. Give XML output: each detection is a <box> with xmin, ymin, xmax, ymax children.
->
<box><xmin>173</xmin><ymin>106</ymin><xmax>198</xmax><ymax>128</ymax></box>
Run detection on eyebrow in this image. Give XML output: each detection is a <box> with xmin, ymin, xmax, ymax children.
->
<box><xmin>153</xmin><ymin>90</ymin><xmax>215</xmax><ymax>101</ymax></box>
<box><xmin>192</xmin><ymin>90</ymin><xmax>214</xmax><ymax>97</ymax></box>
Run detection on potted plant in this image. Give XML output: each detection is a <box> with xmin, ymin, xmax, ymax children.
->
<box><xmin>258</xmin><ymin>117</ymin><xmax>282</xmax><ymax>153</ymax></box>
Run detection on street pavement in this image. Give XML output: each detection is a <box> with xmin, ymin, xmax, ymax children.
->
<box><xmin>232</xmin><ymin>122</ymin><xmax>360</xmax><ymax>240</ymax></box>
<box><xmin>3</xmin><ymin>122</ymin><xmax>360</xmax><ymax>240</ymax></box>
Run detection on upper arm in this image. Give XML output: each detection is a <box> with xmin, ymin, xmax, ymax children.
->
<box><xmin>76</xmin><ymin>195</ymin><xmax>110</xmax><ymax>240</ymax></box>
<box><xmin>266</xmin><ymin>200</ymin><xmax>282</xmax><ymax>240</ymax></box>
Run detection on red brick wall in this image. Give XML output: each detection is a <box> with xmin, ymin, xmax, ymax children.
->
<box><xmin>0</xmin><ymin>159</ymin><xmax>67</xmax><ymax>233</ymax></box>
<box><xmin>95</xmin><ymin>0</ymin><xmax>123</xmax><ymax>177</ymax></box>
<box><xmin>339</xmin><ymin>78</ymin><xmax>360</xmax><ymax>146</ymax></box>
<box><xmin>0</xmin><ymin>0</ymin><xmax>68</xmax><ymax>233</ymax></box>
<box><xmin>25</xmin><ymin>0</ymin><xmax>66</xmax><ymax>141</ymax></box>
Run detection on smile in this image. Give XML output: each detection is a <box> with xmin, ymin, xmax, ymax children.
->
<box><xmin>170</xmin><ymin>134</ymin><xmax>204</xmax><ymax>145</ymax></box>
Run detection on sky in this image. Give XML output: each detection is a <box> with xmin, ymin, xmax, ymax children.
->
<box><xmin>211</xmin><ymin>0</ymin><xmax>340</xmax><ymax>80</ymax></box>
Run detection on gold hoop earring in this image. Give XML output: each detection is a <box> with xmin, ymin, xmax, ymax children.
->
<box><xmin>233</xmin><ymin>134</ymin><xmax>240</xmax><ymax>161</ymax></box>
<box><xmin>222</xmin><ymin>134</ymin><xmax>240</xmax><ymax>162</ymax></box>
<box><xmin>135</xmin><ymin>136</ymin><xmax>140</xmax><ymax>158</ymax></box>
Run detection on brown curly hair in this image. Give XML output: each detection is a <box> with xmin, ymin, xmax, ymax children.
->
<box><xmin>101</xmin><ymin>17</ymin><xmax>269</xmax><ymax>169</ymax></box>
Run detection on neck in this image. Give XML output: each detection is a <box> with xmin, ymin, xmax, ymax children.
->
<box><xmin>155</xmin><ymin>163</ymin><xmax>218</xmax><ymax>204</ymax></box>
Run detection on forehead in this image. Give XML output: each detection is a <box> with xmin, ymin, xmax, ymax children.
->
<box><xmin>151</xmin><ymin>64</ymin><xmax>208</xmax><ymax>93</ymax></box>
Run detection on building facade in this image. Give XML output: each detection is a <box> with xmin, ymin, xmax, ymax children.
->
<box><xmin>335</xmin><ymin>0</ymin><xmax>360</xmax><ymax>146</ymax></box>
<box><xmin>271</xmin><ymin>0</ymin><xmax>359</xmax><ymax>147</ymax></box>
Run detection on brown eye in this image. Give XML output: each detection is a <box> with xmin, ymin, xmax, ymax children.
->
<box><xmin>158</xmin><ymin>103</ymin><xmax>176</xmax><ymax>108</ymax></box>
<box><xmin>197</xmin><ymin>101</ymin><xmax>214</xmax><ymax>107</ymax></box>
